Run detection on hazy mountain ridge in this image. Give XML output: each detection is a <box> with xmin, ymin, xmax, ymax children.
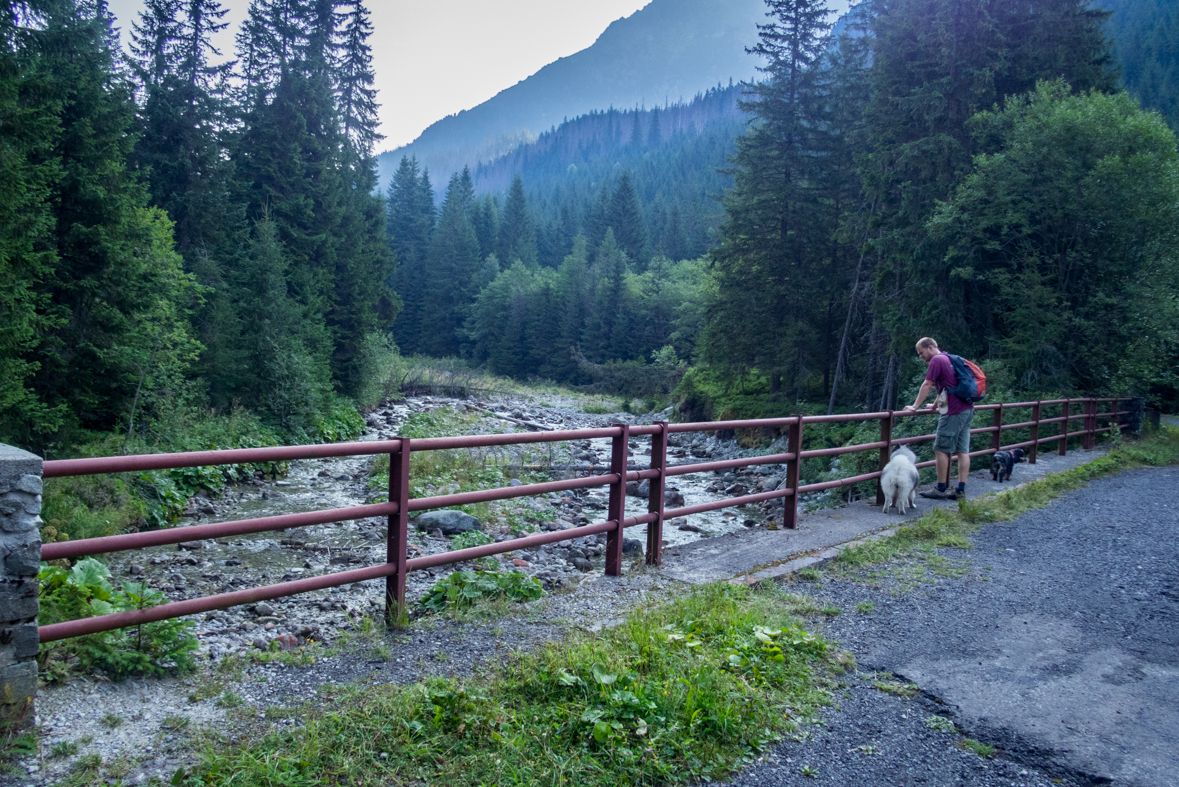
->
<box><xmin>377</xmin><ymin>0</ymin><xmax>769</xmax><ymax>191</ymax></box>
<box><xmin>473</xmin><ymin>83</ymin><xmax>745</xmax><ymax>195</ymax></box>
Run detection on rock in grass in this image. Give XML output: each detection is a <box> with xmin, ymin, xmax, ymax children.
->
<box><xmin>415</xmin><ymin>510</ymin><xmax>482</xmax><ymax>535</ymax></box>
<box><xmin>623</xmin><ymin>538</ymin><xmax>644</xmax><ymax>556</ymax></box>
<box><xmin>572</xmin><ymin>557</ymin><xmax>594</xmax><ymax>572</ymax></box>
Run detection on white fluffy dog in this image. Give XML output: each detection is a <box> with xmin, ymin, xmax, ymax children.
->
<box><xmin>880</xmin><ymin>446</ymin><xmax>920</xmax><ymax>515</ymax></box>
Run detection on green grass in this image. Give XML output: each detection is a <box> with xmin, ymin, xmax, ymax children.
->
<box><xmin>184</xmin><ymin>583</ymin><xmax>836</xmax><ymax>786</ymax></box>
<box><xmin>834</xmin><ymin>427</ymin><xmax>1179</xmax><ymax>570</ymax></box>
<box><xmin>872</xmin><ymin>679</ymin><xmax>919</xmax><ymax>698</ymax></box>
<box><xmin>959</xmin><ymin>738</ymin><xmax>996</xmax><ymax>757</ymax></box>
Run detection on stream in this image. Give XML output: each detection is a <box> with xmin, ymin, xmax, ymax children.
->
<box><xmin>100</xmin><ymin>394</ymin><xmax>784</xmax><ymax>659</ymax></box>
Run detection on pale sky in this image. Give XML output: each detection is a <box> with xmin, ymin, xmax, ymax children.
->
<box><xmin>105</xmin><ymin>0</ymin><xmax>653</xmax><ymax>150</ymax></box>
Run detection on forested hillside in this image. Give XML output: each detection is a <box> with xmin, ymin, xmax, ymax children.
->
<box><xmin>1101</xmin><ymin>0</ymin><xmax>1179</xmax><ymax>129</ymax></box>
<box><xmin>375</xmin><ymin>0</ymin><xmax>777</xmax><ymax>191</ymax></box>
<box><xmin>2</xmin><ymin>0</ymin><xmax>1178</xmax><ymax>465</ymax></box>
<box><xmin>0</xmin><ymin>0</ymin><xmax>394</xmax><ymax>453</ymax></box>
<box><xmin>701</xmin><ymin>0</ymin><xmax>1179</xmax><ymax>415</ymax></box>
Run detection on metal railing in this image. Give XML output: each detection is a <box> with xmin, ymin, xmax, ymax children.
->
<box><xmin>38</xmin><ymin>397</ymin><xmax>1132</xmax><ymax>643</ymax></box>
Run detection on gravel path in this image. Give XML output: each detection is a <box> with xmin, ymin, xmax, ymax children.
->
<box><xmin>728</xmin><ymin>466</ymin><xmax>1179</xmax><ymax>786</ymax></box>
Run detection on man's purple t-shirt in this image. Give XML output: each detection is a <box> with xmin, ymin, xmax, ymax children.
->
<box><xmin>926</xmin><ymin>352</ymin><xmax>972</xmax><ymax>415</ymax></box>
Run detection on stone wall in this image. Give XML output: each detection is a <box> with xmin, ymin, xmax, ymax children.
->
<box><xmin>0</xmin><ymin>445</ymin><xmax>42</xmax><ymax>728</ymax></box>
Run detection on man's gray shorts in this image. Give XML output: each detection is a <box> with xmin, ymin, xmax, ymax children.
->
<box><xmin>934</xmin><ymin>409</ymin><xmax>974</xmax><ymax>454</ymax></box>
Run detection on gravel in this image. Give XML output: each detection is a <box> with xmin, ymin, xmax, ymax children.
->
<box><xmin>16</xmin><ymin>394</ymin><xmax>1166</xmax><ymax>785</ymax></box>
<box><xmin>727</xmin><ymin>465</ymin><xmax>1179</xmax><ymax>787</ymax></box>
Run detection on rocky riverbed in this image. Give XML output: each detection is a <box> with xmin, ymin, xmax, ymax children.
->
<box><xmin>21</xmin><ymin>393</ymin><xmax>808</xmax><ymax>784</ymax></box>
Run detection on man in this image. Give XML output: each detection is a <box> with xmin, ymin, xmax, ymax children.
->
<box><xmin>904</xmin><ymin>337</ymin><xmax>973</xmax><ymax>499</ymax></box>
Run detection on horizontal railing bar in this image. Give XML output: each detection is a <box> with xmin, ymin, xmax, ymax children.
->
<box><xmin>664</xmin><ymin>453</ymin><xmax>796</xmax><ymax>477</ymax></box>
<box><xmin>39</xmin><ymin>562</ymin><xmax>399</xmax><ymax>642</ymax></box>
<box><xmin>801</xmin><ymin>411</ymin><xmax>892</xmax><ymax>424</ymax></box>
<box><xmin>890</xmin><ymin>434</ymin><xmax>936</xmax><ymax>447</ymax></box>
<box><xmin>624</xmin><ymin>512</ymin><xmax>660</xmax><ymax>527</ymax></box>
<box><xmin>797</xmin><ymin>469</ymin><xmax>884</xmax><ymax>493</ymax></box>
<box><xmin>668</xmin><ymin>417</ymin><xmax>799</xmax><ymax>433</ymax></box>
<box><xmin>406</xmin><ymin>520</ymin><xmax>619</xmax><ymax>571</ymax></box>
<box><xmin>409</xmin><ymin>427</ymin><xmax>622</xmax><ymax>451</ymax></box>
<box><xmin>800</xmin><ymin>441</ymin><xmax>888</xmax><ymax>459</ymax></box>
<box><xmin>999</xmin><ymin>419</ymin><xmax>1037</xmax><ymax>430</ymax></box>
<box><xmin>408</xmin><ymin>474</ymin><xmax>619</xmax><ymax>512</ymax></box>
<box><xmin>664</xmin><ymin>488</ymin><xmax>795</xmax><ymax>520</ymax></box>
<box><xmin>43</xmin><ymin>439</ymin><xmax>405</xmax><ymax>479</ymax></box>
<box><xmin>970</xmin><ymin>426</ymin><xmax>999</xmax><ymax>434</ymax></box>
<box><xmin>41</xmin><ymin>501</ymin><xmax>400</xmax><ymax>561</ymax></box>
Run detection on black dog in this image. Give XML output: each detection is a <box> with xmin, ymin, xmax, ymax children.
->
<box><xmin>991</xmin><ymin>448</ymin><xmax>1027</xmax><ymax>482</ymax></box>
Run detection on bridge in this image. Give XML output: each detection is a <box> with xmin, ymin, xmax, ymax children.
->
<box><xmin>0</xmin><ymin>396</ymin><xmax>1140</xmax><ymax>733</ymax></box>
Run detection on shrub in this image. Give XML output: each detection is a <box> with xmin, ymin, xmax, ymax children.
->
<box><xmin>419</xmin><ymin>570</ymin><xmax>544</xmax><ymax>613</ymax></box>
<box><xmin>449</xmin><ymin>530</ymin><xmax>494</xmax><ymax>551</ymax></box>
<box><xmin>38</xmin><ymin>558</ymin><xmax>199</xmax><ymax>682</ymax></box>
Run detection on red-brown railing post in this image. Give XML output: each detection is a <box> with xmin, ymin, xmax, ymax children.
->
<box><xmin>1083</xmin><ymin>399</ymin><xmax>1095</xmax><ymax>449</ymax></box>
<box><xmin>876</xmin><ymin>411</ymin><xmax>893</xmax><ymax>506</ymax></box>
<box><xmin>646</xmin><ymin>422</ymin><xmax>668</xmax><ymax>566</ymax></box>
<box><xmin>605</xmin><ymin>423</ymin><xmax>629</xmax><ymax>576</ymax></box>
<box><xmin>1029</xmin><ymin>401</ymin><xmax>1040</xmax><ymax>464</ymax></box>
<box><xmin>385</xmin><ymin>438</ymin><xmax>410</xmax><ymax>627</ymax></box>
<box><xmin>992</xmin><ymin>404</ymin><xmax>1004</xmax><ymax>455</ymax></box>
<box><xmin>1059</xmin><ymin>400</ymin><xmax>1070</xmax><ymax>456</ymax></box>
<box><xmin>784</xmin><ymin>416</ymin><xmax>803</xmax><ymax>529</ymax></box>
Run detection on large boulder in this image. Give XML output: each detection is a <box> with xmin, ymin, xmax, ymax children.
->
<box><xmin>415</xmin><ymin>509</ymin><xmax>482</xmax><ymax>535</ymax></box>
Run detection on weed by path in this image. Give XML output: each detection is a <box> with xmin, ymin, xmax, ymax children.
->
<box><xmin>834</xmin><ymin>426</ymin><xmax>1179</xmax><ymax>572</ymax></box>
<box><xmin>182</xmin><ymin>583</ymin><xmax>843</xmax><ymax>787</ymax></box>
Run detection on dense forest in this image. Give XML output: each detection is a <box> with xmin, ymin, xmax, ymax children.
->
<box><xmin>393</xmin><ymin>0</ymin><xmax>1179</xmax><ymax>413</ymax></box>
<box><xmin>2</xmin><ymin>0</ymin><xmax>1178</xmax><ymax>462</ymax></box>
<box><xmin>1101</xmin><ymin>0</ymin><xmax>1179</xmax><ymax>130</ymax></box>
<box><xmin>1</xmin><ymin>0</ymin><xmax>394</xmax><ymax>454</ymax></box>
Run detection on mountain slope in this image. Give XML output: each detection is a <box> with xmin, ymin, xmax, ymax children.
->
<box><xmin>377</xmin><ymin>0</ymin><xmax>769</xmax><ymax>190</ymax></box>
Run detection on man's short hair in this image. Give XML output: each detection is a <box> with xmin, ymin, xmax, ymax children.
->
<box><xmin>916</xmin><ymin>337</ymin><xmax>938</xmax><ymax>351</ymax></box>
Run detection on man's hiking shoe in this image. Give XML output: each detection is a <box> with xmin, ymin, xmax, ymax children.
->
<box><xmin>919</xmin><ymin>489</ymin><xmax>957</xmax><ymax>500</ymax></box>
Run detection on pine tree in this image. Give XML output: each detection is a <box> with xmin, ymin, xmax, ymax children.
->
<box><xmin>388</xmin><ymin>157</ymin><xmax>434</xmax><ymax>352</ymax></box>
<box><xmin>333</xmin><ymin>0</ymin><xmax>381</xmax><ymax>168</ymax></box>
<box><xmin>585</xmin><ymin>229</ymin><xmax>630</xmax><ymax>361</ymax></box>
<box><xmin>0</xmin><ymin>2</ymin><xmax>66</xmax><ymax>440</ymax></box>
<box><xmin>471</xmin><ymin>194</ymin><xmax>499</xmax><ymax>261</ymax></box>
<box><xmin>861</xmin><ymin>0</ymin><xmax>1117</xmax><ymax>357</ymax></box>
<box><xmin>607</xmin><ymin>170</ymin><xmax>648</xmax><ymax>267</ymax></box>
<box><xmin>647</xmin><ymin>106</ymin><xmax>662</xmax><ymax>147</ymax></box>
<box><xmin>705</xmin><ymin>0</ymin><xmax>834</xmax><ymax>393</ymax></box>
<box><xmin>420</xmin><ymin>169</ymin><xmax>481</xmax><ymax>356</ymax></box>
<box><xmin>22</xmin><ymin>0</ymin><xmax>202</xmax><ymax>437</ymax></box>
<box><xmin>234</xmin><ymin>216</ymin><xmax>331</xmax><ymax>430</ymax></box>
<box><xmin>498</xmin><ymin>175</ymin><xmax>539</xmax><ymax>266</ymax></box>
<box><xmin>131</xmin><ymin>0</ymin><xmax>234</xmax><ymax>256</ymax></box>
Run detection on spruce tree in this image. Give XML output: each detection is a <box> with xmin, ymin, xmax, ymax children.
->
<box><xmin>23</xmin><ymin>0</ymin><xmax>202</xmax><ymax>437</ymax></box>
<box><xmin>706</xmin><ymin>0</ymin><xmax>834</xmax><ymax>392</ymax></box>
<box><xmin>387</xmin><ymin>156</ymin><xmax>433</xmax><ymax>352</ymax></box>
<box><xmin>647</xmin><ymin>106</ymin><xmax>662</xmax><ymax>147</ymax></box>
<box><xmin>420</xmin><ymin>169</ymin><xmax>481</xmax><ymax>356</ymax></box>
<box><xmin>0</xmin><ymin>2</ymin><xmax>65</xmax><ymax>440</ymax></box>
<box><xmin>498</xmin><ymin>175</ymin><xmax>539</xmax><ymax>266</ymax></box>
<box><xmin>333</xmin><ymin>0</ymin><xmax>381</xmax><ymax>168</ymax></box>
<box><xmin>861</xmin><ymin>0</ymin><xmax>1118</xmax><ymax>358</ymax></box>
<box><xmin>607</xmin><ymin>170</ymin><xmax>648</xmax><ymax>267</ymax></box>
